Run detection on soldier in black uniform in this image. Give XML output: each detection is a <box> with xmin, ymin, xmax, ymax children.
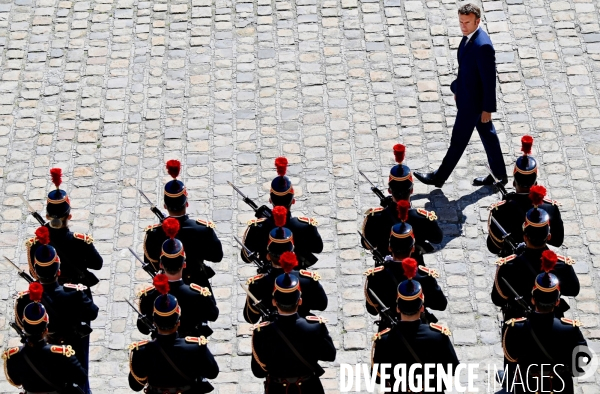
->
<box><xmin>4</xmin><ymin>296</ymin><xmax>88</xmax><ymax>393</ymax></box>
<box><xmin>242</xmin><ymin>157</ymin><xmax>322</xmax><ymax>269</ymax></box>
<box><xmin>138</xmin><ymin>218</ymin><xmax>218</xmax><ymax>337</ymax></box>
<box><xmin>487</xmin><ymin>136</ymin><xmax>564</xmax><ymax>256</ymax></box>
<box><xmin>143</xmin><ymin>160</ymin><xmax>223</xmax><ymax>289</ymax></box>
<box><xmin>15</xmin><ymin>229</ymin><xmax>98</xmax><ymax>393</ymax></box>
<box><xmin>502</xmin><ymin>272</ymin><xmax>587</xmax><ymax>394</ymax></box>
<box><xmin>27</xmin><ymin>168</ymin><xmax>103</xmax><ymax>298</ymax></box>
<box><xmin>250</xmin><ymin>268</ymin><xmax>336</xmax><ymax>393</ymax></box>
<box><xmin>491</xmin><ymin>205</ymin><xmax>579</xmax><ymax>320</ymax></box>
<box><xmin>128</xmin><ymin>292</ymin><xmax>219</xmax><ymax>393</ymax></box>
<box><xmin>242</xmin><ymin>219</ymin><xmax>327</xmax><ymax>324</ymax></box>
<box><xmin>372</xmin><ymin>277</ymin><xmax>459</xmax><ymax>392</ymax></box>
<box><xmin>361</xmin><ymin>145</ymin><xmax>442</xmax><ymax>266</ymax></box>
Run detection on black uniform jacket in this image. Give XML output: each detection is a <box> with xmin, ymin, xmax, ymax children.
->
<box><xmin>128</xmin><ymin>333</ymin><xmax>219</xmax><ymax>392</ymax></box>
<box><xmin>372</xmin><ymin>320</ymin><xmax>460</xmax><ymax>393</ymax></box>
<box><xmin>243</xmin><ymin>267</ymin><xmax>327</xmax><ymax>324</ymax></box>
<box><xmin>364</xmin><ymin>261</ymin><xmax>447</xmax><ymax>316</ymax></box>
<box><xmin>503</xmin><ymin>313</ymin><xmax>587</xmax><ymax>394</ymax></box>
<box><xmin>251</xmin><ymin>313</ymin><xmax>336</xmax><ymax>394</ymax></box>
<box><xmin>487</xmin><ymin>193</ymin><xmax>563</xmax><ymax>255</ymax></box>
<box><xmin>491</xmin><ymin>248</ymin><xmax>579</xmax><ymax>319</ymax></box>
<box><xmin>3</xmin><ymin>339</ymin><xmax>88</xmax><ymax>391</ymax></box>
<box><xmin>361</xmin><ymin>203</ymin><xmax>443</xmax><ymax>263</ymax></box>
<box><xmin>27</xmin><ymin>225</ymin><xmax>103</xmax><ymax>289</ymax></box>
<box><xmin>242</xmin><ymin>212</ymin><xmax>323</xmax><ymax>269</ymax></box>
<box><xmin>143</xmin><ymin>215</ymin><xmax>223</xmax><ymax>286</ymax></box>
<box><xmin>137</xmin><ymin>279</ymin><xmax>218</xmax><ymax>337</ymax></box>
<box><xmin>15</xmin><ymin>281</ymin><xmax>99</xmax><ymax>342</ymax></box>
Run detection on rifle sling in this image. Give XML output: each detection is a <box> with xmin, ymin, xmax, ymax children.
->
<box><xmin>23</xmin><ymin>352</ymin><xmax>64</xmax><ymax>393</ymax></box>
<box><xmin>394</xmin><ymin>328</ymin><xmax>422</xmax><ymax>364</ymax></box>
<box><xmin>155</xmin><ymin>343</ymin><xmax>194</xmax><ymax>383</ymax></box>
<box><xmin>273</xmin><ymin>323</ymin><xmax>318</xmax><ymax>375</ymax></box>
<box><xmin>526</xmin><ymin>321</ymin><xmax>554</xmax><ymax>363</ymax></box>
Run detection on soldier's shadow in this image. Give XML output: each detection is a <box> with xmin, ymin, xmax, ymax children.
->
<box><xmin>412</xmin><ymin>186</ymin><xmax>496</xmax><ymax>250</ymax></box>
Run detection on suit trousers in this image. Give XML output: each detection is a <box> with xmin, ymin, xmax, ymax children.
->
<box><xmin>436</xmin><ymin>109</ymin><xmax>506</xmax><ymax>181</ymax></box>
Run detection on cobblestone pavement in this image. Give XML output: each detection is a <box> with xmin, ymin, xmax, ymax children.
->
<box><xmin>1</xmin><ymin>0</ymin><xmax>600</xmax><ymax>392</ymax></box>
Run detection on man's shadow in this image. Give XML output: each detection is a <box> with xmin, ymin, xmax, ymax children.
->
<box><xmin>412</xmin><ymin>186</ymin><xmax>497</xmax><ymax>250</ymax></box>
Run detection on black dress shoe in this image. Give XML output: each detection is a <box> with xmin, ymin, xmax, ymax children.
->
<box><xmin>413</xmin><ymin>171</ymin><xmax>444</xmax><ymax>188</ymax></box>
<box><xmin>473</xmin><ymin>174</ymin><xmax>508</xmax><ymax>186</ymax></box>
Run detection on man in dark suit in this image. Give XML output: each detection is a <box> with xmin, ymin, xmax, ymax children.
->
<box><xmin>414</xmin><ymin>3</ymin><xmax>507</xmax><ymax>188</ymax></box>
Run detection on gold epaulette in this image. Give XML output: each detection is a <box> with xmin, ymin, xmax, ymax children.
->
<box><xmin>306</xmin><ymin>315</ymin><xmax>328</xmax><ymax>324</ymax></box>
<box><xmin>145</xmin><ymin>223</ymin><xmax>161</xmax><ymax>232</ymax></box>
<box><xmin>557</xmin><ymin>254</ymin><xmax>575</xmax><ymax>265</ymax></box>
<box><xmin>190</xmin><ymin>283</ymin><xmax>212</xmax><ymax>297</ymax></box>
<box><xmin>251</xmin><ymin>321</ymin><xmax>270</xmax><ymax>332</ymax></box>
<box><xmin>364</xmin><ymin>207</ymin><xmax>384</xmax><ymax>216</ymax></box>
<box><xmin>128</xmin><ymin>340</ymin><xmax>149</xmax><ymax>351</ymax></box>
<box><xmin>25</xmin><ymin>237</ymin><xmax>36</xmax><ymax>248</ymax></box>
<box><xmin>363</xmin><ymin>266</ymin><xmax>385</xmax><ymax>276</ymax></box>
<box><xmin>417</xmin><ymin>208</ymin><xmax>438</xmax><ymax>221</ymax></box>
<box><xmin>16</xmin><ymin>290</ymin><xmax>29</xmax><ymax>299</ymax></box>
<box><xmin>185</xmin><ymin>336</ymin><xmax>209</xmax><ymax>345</ymax></box>
<box><xmin>50</xmin><ymin>345</ymin><xmax>76</xmax><ymax>357</ymax></box>
<box><xmin>505</xmin><ymin>317</ymin><xmax>527</xmax><ymax>327</ymax></box>
<box><xmin>246</xmin><ymin>274</ymin><xmax>265</xmax><ymax>285</ymax></box>
<box><xmin>137</xmin><ymin>285</ymin><xmax>155</xmax><ymax>297</ymax></box>
<box><xmin>418</xmin><ymin>266</ymin><xmax>440</xmax><ymax>278</ymax></box>
<box><xmin>429</xmin><ymin>323</ymin><xmax>451</xmax><ymax>335</ymax></box>
<box><xmin>543</xmin><ymin>197</ymin><xmax>561</xmax><ymax>207</ymax></box>
<box><xmin>560</xmin><ymin>318</ymin><xmax>581</xmax><ymax>327</ymax></box>
<box><xmin>63</xmin><ymin>283</ymin><xmax>88</xmax><ymax>291</ymax></box>
<box><xmin>488</xmin><ymin>200</ymin><xmax>506</xmax><ymax>211</ymax></box>
<box><xmin>298</xmin><ymin>216</ymin><xmax>318</xmax><ymax>226</ymax></box>
<box><xmin>1</xmin><ymin>347</ymin><xmax>19</xmax><ymax>360</ymax></box>
<box><xmin>299</xmin><ymin>270</ymin><xmax>321</xmax><ymax>281</ymax></box>
<box><xmin>73</xmin><ymin>232</ymin><xmax>94</xmax><ymax>244</ymax></box>
<box><xmin>247</xmin><ymin>218</ymin><xmax>267</xmax><ymax>226</ymax></box>
<box><xmin>495</xmin><ymin>254</ymin><xmax>517</xmax><ymax>266</ymax></box>
<box><xmin>372</xmin><ymin>328</ymin><xmax>391</xmax><ymax>341</ymax></box>
<box><xmin>196</xmin><ymin>219</ymin><xmax>216</xmax><ymax>229</ymax></box>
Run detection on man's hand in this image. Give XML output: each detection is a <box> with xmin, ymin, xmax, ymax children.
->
<box><xmin>481</xmin><ymin>111</ymin><xmax>492</xmax><ymax>123</ymax></box>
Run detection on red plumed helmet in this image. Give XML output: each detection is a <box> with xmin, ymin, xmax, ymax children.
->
<box><xmin>521</xmin><ymin>136</ymin><xmax>533</xmax><ymax>156</ymax></box>
<box><xmin>393</xmin><ymin>144</ymin><xmax>406</xmax><ymax>164</ymax></box>
<box><xmin>153</xmin><ymin>274</ymin><xmax>170</xmax><ymax>295</ymax></box>
<box><xmin>162</xmin><ymin>218</ymin><xmax>180</xmax><ymax>240</ymax></box>
<box><xmin>35</xmin><ymin>227</ymin><xmax>50</xmax><ymax>246</ymax></box>
<box><xmin>166</xmin><ymin>160</ymin><xmax>181</xmax><ymax>179</ymax></box>
<box><xmin>540</xmin><ymin>250</ymin><xmax>558</xmax><ymax>273</ymax></box>
<box><xmin>28</xmin><ymin>282</ymin><xmax>44</xmax><ymax>303</ymax></box>
<box><xmin>396</xmin><ymin>200</ymin><xmax>410</xmax><ymax>222</ymax></box>
<box><xmin>273</xmin><ymin>206</ymin><xmax>287</xmax><ymax>227</ymax></box>
<box><xmin>279</xmin><ymin>251</ymin><xmax>298</xmax><ymax>273</ymax></box>
<box><xmin>50</xmin><ymin>168</ymin><xmax>62</xmax><ymax>189</ymax></box>
<box><xmin>529</xmin><ymin>185</ymin><xmax>546</xmax><ymax>207</ymax></box>
<box><xmin>275</xmin><ymin>157</ymin><xmax>288</xmax><ymax>177</ymax></box>
<box><xmin>402</xmin><ymin>258</ymin><xmax>418</xmax><ymax>280</ymax></box>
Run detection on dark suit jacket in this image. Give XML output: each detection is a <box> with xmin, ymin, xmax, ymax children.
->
<box><xmin>450</xmin><ymin>28</ymin><xmax>497</xmax><ymax>113</ymax></box>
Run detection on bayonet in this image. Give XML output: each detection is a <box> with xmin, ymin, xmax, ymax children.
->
<box><xmin>128</xmin><ymin>247</ymin><xmax>156</xmax><ymax>278</ymax></box>
<box><xmin>19</xmin><ymin>195</ymin><xmax>46</xmax><ymax>226</ymax></box>
<box><xmin>137</xmin><ymin>188</ymin><xmax>166</xmax><ymax>222</ymax></box>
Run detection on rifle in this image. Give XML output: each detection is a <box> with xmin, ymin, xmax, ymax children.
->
<box><xmin>490</xmin><ymin>216</ymin><xmax>526</xmax><ymax>256</ymax></box>
<box><xmin>227</xmin><ymin>181</ymin><xmax>272</xmax><ymax>220</ymax></box>
<box><xmin>358</xmin><ymin>231</ymin><xmax>386</xmax><ymax>266</ymax></box>
<box><xmin>501</xmin><ymin>277</ymin><xmax>532</xmax><ymax>316</ymax></box>
<box><xmin>19</xmin><ymin>195</ymin><xmax>46</xmax><ymax>226</ymax></box>
<box><xmin>128</xmin><ymin>247</ymin><xmax>156</xmax><ymax>278</ymax></box>
<box><xmin>126</xmin><ymin>299</ymin><xmax>156</xmax><ymax>334</ymax></box>
<box><xmin>367</xmin><ymin>288</ymin><xmax>398</xmax><ymax>327</ymax></box>
<box><xmin>240</xmin><ymin>283</ymin><xmax>275</xmax><ymax>322</ymax></box>
<box><xmin>485</xmin><ymin>163</ymin><xmax>508</xmax><ymax>197</ymax></box>
<box><xmin>4</xmin><ymin>256</ymin><xmax>92</xmax><ymax>338</ymax></box>
<box><xmin>234</xmin><ymin>236</ymin><xmax>269</xmax><ymax>274</ymax></box>
<box><xmin>138</xmin><ymin>189</ymin><xmax>166</xmax><ymax>222</ymax></box>
<box><xmin>10</xmin><ymin>322</ymin><xmax>27</xmax><ymax>343</ymax></box>
<box><xmin>359</xmin><ymin>170</ymin><xmax>393</xmax><ymax>208</ymax></box>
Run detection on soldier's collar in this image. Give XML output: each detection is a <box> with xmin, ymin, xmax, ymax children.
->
<box><xmin>167</xmin><ymin>279</ymin><xmax>184</xmax><ymax>283</ymax></box>
<box><xmin>168</xmin><ymin>214</ymin><xmax>187</xmax><ymax>219</ymax></box>
<box><xmin>42</xmin><ymin>281</ymin><xmax>60</xmax><ymax>289</ymax></box>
